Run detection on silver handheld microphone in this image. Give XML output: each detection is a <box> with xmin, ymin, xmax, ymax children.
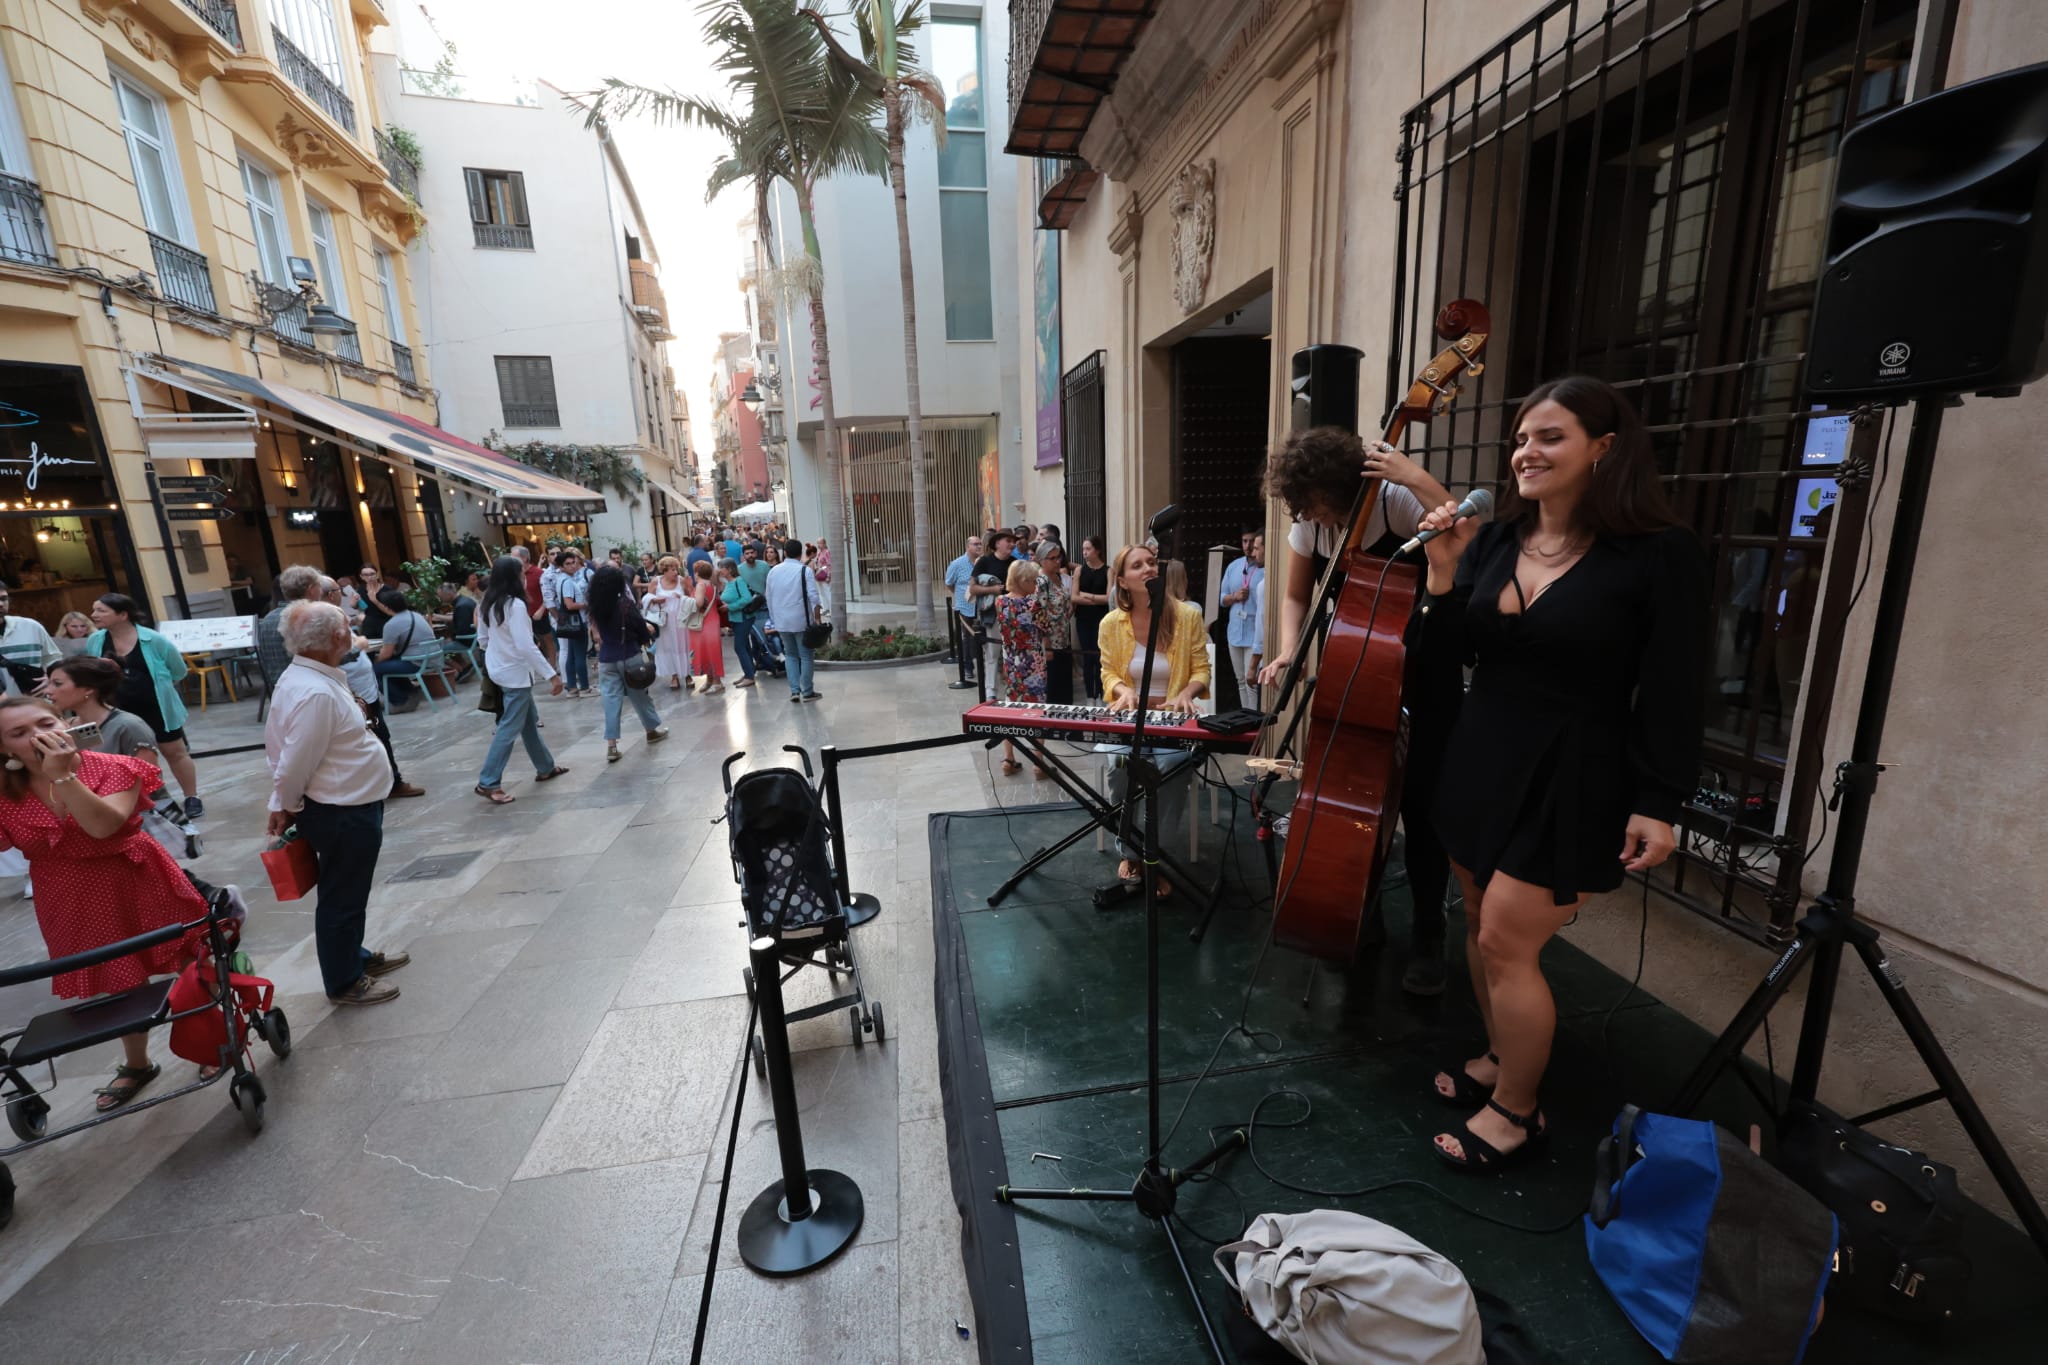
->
<box><xmin>1398</xmin><ymin>487</ymin><xmax>1494</xmax><ymax>555</ymax></box>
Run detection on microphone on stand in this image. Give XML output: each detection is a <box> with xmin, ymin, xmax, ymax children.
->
<box><xmin>1148</xmin><ymin>503</ymin><xmax>1183</xmax><ymax>538</ymax></box>
<box><xmin>1398</xmin><ymin>487</ymin><xmax>1494</xmax><ymax>555</ymax></box>
<box><xmin>1145</xmin><ymin>576</ymin><xmax>1166</xmax><ymax>608</ymax></box>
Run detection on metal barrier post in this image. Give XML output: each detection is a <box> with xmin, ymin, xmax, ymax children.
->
<box><xmin>820</xmin><ymin>745</ymin><xmax>881</xmax><ymax>927</ymax></box>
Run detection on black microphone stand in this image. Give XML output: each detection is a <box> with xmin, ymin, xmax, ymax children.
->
<box><xmin>996</xmin><ymin>516</ymin><xmax>1247</xmax><ymax>1364</ymax></box>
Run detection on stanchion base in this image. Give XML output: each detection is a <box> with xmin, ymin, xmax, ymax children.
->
<box><xmin>843</xmin><ymin>893</ymin><xmax>883</xmax><ymax>928</ymax></box>
<box><xmin>737</xmin><ymin>1169</ymin><xmax>865</xmax><ymax>1277</ymax></box>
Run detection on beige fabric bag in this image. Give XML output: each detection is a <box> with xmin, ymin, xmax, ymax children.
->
<box><xmin>1213</xmin><ymin>1210</ymin><xmax>1485</xmax><ymax>1365</ymax></box>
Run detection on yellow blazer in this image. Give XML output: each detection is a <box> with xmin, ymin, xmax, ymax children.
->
<box><xmin>1097</xmin><ymin>600</ymin><xmax>1210</xmax><ymax>703</ymax></box>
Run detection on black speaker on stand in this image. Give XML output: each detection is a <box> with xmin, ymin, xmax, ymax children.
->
<box><xmin>1290</xmin><ymin>343</ymin><xmax>1363</xmax><ymax>433</ymax></box>
<box><xmin>1807</xmin><ymin>60</ymin><xmax>2048</xmax><ymax>401</ymax></box>
<box><xmin>1676</xmin><ymin>59</ymin><xmax>2048</xmax><ymax>1265</ymax></box>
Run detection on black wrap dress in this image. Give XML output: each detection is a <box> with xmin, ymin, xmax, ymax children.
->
<box><xmin>1414</xmin><ymin>520</ymin><xmax>1708</xmax><ymax>905</ymax></box>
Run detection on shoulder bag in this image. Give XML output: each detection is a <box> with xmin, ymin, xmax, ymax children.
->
<box><xmin>681</xmin><ymin>585</ymin><xmax>709</xmax><ymax>634</ymax></box>
<box><xmin>800</xmin><ymin>567</ymin><xmax>832</xmax><ymax>648</ymax></box>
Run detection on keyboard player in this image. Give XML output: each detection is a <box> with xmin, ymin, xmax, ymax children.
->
<box><xmin>1091</xmin><ymin>543</ymin><xmax>1209</xmax><ymax>908</ymax></box>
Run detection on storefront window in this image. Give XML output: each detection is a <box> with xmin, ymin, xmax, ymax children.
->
<box><xmin>0</xmin><ymin>361</ymin><xmax>139</xmax><ymax>630</ymax></box>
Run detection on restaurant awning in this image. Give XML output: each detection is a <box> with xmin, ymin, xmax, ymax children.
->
<box><xmin>133</xmin><ymin>356</ymin><xmax>608</xmax><ymax>520</ymax></box>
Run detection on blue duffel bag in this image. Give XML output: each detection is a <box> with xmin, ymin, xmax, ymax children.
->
<box><xmin>1585</xmin><ymin>1105</ymin><xmax>1836</xmax><ymax>1364</ymax></box>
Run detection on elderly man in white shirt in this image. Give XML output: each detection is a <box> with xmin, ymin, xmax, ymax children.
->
<box><xmin>264</xmin><ymin>600</ymin><xmax>408</xmax><ymax>1006</ymax></box>
<box><xmin>763</xmin><ymin>537</ymin><xmax>825</xmax><ymax>703</ymax></box>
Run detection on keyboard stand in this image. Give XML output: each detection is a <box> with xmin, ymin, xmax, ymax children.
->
<box><xmin>985</xmin><ymin>735</ymin><xmax>1220</xmax><ymax>913</ymax></box>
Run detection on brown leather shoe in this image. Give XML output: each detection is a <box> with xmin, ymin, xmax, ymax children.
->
<box><xmin>391</xmin><ymin>783</ymin><xmax>427</xmax><ymax>799</ymax></box>
<box><xmin>329</xmin><ymin>975</ymin><xmax>400</xmax><ymax>1005</ymax></box>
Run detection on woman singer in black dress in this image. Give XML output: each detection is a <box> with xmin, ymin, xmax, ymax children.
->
<box><xmin>1413</xmin><ymin>375</ymin><xmax>1706</xmax><ymax>1171</ymax></box>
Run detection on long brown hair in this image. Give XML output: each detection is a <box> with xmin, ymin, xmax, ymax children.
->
<box><xmin>0</xmin><ymin>695</ymin><xmax>60</xmax><ymax>800</ymax></box>
<box><xmin>1501</xmin><ymin>375</ymin><xmax>1680</xmax><ymax>539</ymax></box>
<box><xmin>1110</xmin><ymin>544</ymin><xmax>1176</xmax><ymax>647</ymax></box>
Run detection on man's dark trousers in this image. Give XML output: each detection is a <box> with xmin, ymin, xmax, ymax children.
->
<box><xmin>298</xmin><ymin>797</ymin><xmax>385</xmax><ymax>996</ymax></box>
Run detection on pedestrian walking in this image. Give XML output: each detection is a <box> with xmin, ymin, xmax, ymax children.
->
<box><xmin>473</xmin><ymin>556</ymin><xmax>568</xmax><ymax>804</ymax></box>
<box><xmin>84</xmin><ymin>594</ymin><xmax>202</xmax><ymax>818</ymax></box>
<box><xmin>687</xmin><ymin>559</ymin><xmax>726</xmax><ymax>694</ymax></box>
<box><xmin>555</xmin><ymin>550</ymin><xmax>593</xmax><ymax>698</ymax></box>
<box><xmin>764</xmin><ymin>537</ymin><xmax>824</xmax><ymax>703</ymax></box>
<box><xmin>263</xmin><ymin>601</ymin><xmax>410</xmax><ymax>1006</ymax></box>
<box><xmin>718</xmin><ymin>559</ymin><xmax>762</xmax><ymax>687</ymax></box>
<box><xmin>588</xmin><ymin>564</ymin><xmax>668</xmax><ymax>763</ymax></box>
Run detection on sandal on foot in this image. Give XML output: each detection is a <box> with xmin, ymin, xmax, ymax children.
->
<box><xmin>1000</xmin><ymin>758</ymin><xmax>1022</xmax><ymax>776</ymax></box>
<box><xmin>1433</xmin><ymin>1051</ymin><xmax>1500</xmax><ymax>1107</ymax></box>
<box><xmin>1433</xmin><ymin>1098</ymin><xmax>1548</xmax><ymax>1172</ymax></box>
<box><xmin>607</xmin><ymin>744</ymin><xmax>622</xmax><ymax>763</ymax></box>
<box><xmin>197</xmin><ymin>1063</ymin><xmax>223</xmax><ymax>1082</ymax></box>
<box><xmin>534</xmin><ymin>766</ymin><xmax>570</xmax><ymax>782</ymax></box>
<box><xmin>95</xmin><ymin>1062</ymin><xmax>161</xmax><ymax>1112</ymax></box>
<box><xmin>474</xmin><ymin>785</ymin><xmax>516</xmax><ymax>805</ymax></box>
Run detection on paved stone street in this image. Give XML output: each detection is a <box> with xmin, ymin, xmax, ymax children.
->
<box><xmin>0</xmin><ymin>652</ymin><xmax>991</xmax><ymax>1364</ymax></box>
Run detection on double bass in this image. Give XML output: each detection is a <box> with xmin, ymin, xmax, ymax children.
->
<box><xmin>1264</xmin><ymin>301</ymin><xmax>1491</xmax><ymax>962</ymax></box>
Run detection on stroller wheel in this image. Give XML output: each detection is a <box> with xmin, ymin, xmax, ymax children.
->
<box><xmin>263</xmin><ymin>1009</ymin><xmax>292</xmax><ymax>1059</ymax></box>
<box><xmin>749</xmin><ymin>1033</ymin><xmax>767</xmax><ymax>1080</ymax></box>
<box><xmin>6</xmin><ymin>1092</ymin><xmax>49</xmax><ymax>1143</ymax></box>
<box><xmin>230</xmin><ymin>1074</ymin><xmax>266</xmax><ymax>1135</ymax></box>
<box><xmin>870</xmin><ymin>1002</ymin><xmax>886</xmax><ymax>1045</ymax></box>
<box><xmin>849</xmin><ymin>1006</ymin><xmax>865</xmax><ymax>1047</ymax></box>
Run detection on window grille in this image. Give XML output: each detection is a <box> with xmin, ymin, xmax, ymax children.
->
<box><xmin>465</xmin><ymin>168</ymin><xmax>533</xmax><ymax>249</ymax></box>
<box><xmin>1383</xmin><ymin>0</ymin><xmax>1936</xmax><ymax>938</ymax></box>
<box><xmin>495</xmin><ymin>355</ymin><xmax>560</xmax><ymax>428</ymax></box>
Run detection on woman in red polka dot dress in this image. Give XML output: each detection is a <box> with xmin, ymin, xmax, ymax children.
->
<box><xmin>0</xmin><ymin>696</ymin><xmax>207</xmax><ymax>1111</ymax></box>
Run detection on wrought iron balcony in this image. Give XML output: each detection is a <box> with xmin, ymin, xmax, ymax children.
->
<box><xmin>272</xmin><ymin>27</ymin><xmax>355</xmax><ymax>132</ymax></box>
<box><xmin>269</xmin><ymin>297</ymin><xmax>314</xmax><ymax>349</ymax></box>
<box><xmin>473</xmin><ymin>221</ymin><xmax>534</xmax><ymax>250</ymax></box>
<box><xmin>1033</xmin><ymin>155</ymin><xmax>1099</xmax><ymax>229</ymax></box>
<box><xmin>148</xmin><ymin>232</ymin><xmax>217</xmax><ymax>313</ymax></box>
<box><xmin>1006</xmin><ymin>0</ymin><xmax>1156</xmax><ymax>158</ymax></box>
<box><xmin>391</xmin><ymin>340</ymin><xmax>416</xmax><ymax>384</ymax></box>
<box><xmin>0</xmin><ymin>172</ymin><xmax>57</xmax><ymax>268</ymax></box>
<box><xmin>333</xmin><ymin>327</ymin><xmax>362</xmax><ymax>364</ymax></box>
<box><xmin>182</xmin><ymin>0</ymin><xmax>243</xmax><ymax>47</ymax></box>
<box><xmin>374</xmin><ymin>128</ymin><xmax>419</xmax><ymax>200</ymax></box>
<box><xmin>502</xmin><ymin>402</ymin><xmax>559</xmax><ymax>427</ymax></box>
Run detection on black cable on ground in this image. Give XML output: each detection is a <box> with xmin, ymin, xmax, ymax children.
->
<box><xmin>691</xmin><ymin>990</ymin><xmax>761</xmax><ymax>1365</ymax></box>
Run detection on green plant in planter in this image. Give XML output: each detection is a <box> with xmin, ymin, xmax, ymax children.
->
<box><xmin>400</xmin><ymin>555</ymin><xmax>450</xmax><ymax>613</ymax></box>
<box><xmin>816</xmin><ymin>626</ymin><xmax>940</xmax><ymax>662</ymax></box>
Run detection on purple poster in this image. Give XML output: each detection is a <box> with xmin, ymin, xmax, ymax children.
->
<box><xmin>1033</xmin><ymin>230</ymin><xmax>1061</xmax><ymax>468</ymax></box>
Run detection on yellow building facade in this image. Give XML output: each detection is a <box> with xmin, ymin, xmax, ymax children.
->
<box><xmin>0</xmin><ymin>0</ymin><xmax>444</xmax><ymax>624</ymax></box>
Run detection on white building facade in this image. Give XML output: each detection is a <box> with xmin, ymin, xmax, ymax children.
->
<box><xmin>375</xmin><ymin>11</ymin><xmax>692</xmax><ymax>558</ymax></box>
<box><xmin>747</xmin><ymin>1</ymin><xmax>1022</xmax><ymax>607</ymax></box>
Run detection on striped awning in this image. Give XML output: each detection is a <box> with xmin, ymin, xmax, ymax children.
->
<box><xmin>136</xmin><ymin>356</ymin><xmax>608</xmax><ymax>519</ymax></box>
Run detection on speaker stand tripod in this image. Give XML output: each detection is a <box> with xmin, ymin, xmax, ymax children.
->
<box><xmin>1671</xmin><ymin>397</ymin><xmax>2048</xmax><ymax>1263</ymax></box>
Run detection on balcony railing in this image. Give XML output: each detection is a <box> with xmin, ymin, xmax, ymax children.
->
<box><xmin>270</xmin><ymin>297</ymin><xmax>314</xmax><ymax>349</ymax></box>
<box><xmin>0</xmin><ymin>172</ymin><xmax>57</xmax><ymax>268</ymax></box>
<box><xmin>1006</xmin><ymin>0</ymin><xmax>1155</xmax><ymax>157</ymax></box>
<box><xmin>501</xmin><ymin>402</ymin><xmax>560</xmax><ymax>427</ymax></box>
<box><xmin>374</xmin><ymin>128</ymin><xmax>419</xmax><ymax>200</ymax></box>
<box><xmin>473</xmin><ymin>221</ymin><xmax>533</xmax><ymax>250</ymax></box>
<box><xmin>391</xmin><ymin>340</ymin><xmax>416</xmax><ymax>383</ymax></box>
<box><xmin>182</xmin><ymin>0</ymin><xmax>243</xmax><ymax>47</ymax></box>
<box><xmin>148</xmin><ymin>232</ymin><xmax>217</xmax><ymax>313</ymax></box>
<box><xmin>272</xmin><ymin>27</ymin><xmax>355</xmax><ymax>133</ymax></box>
<box><xmin>333</xmin><ymin>328</ymin><xmax>362</xmax><ymax>364</ymax></box>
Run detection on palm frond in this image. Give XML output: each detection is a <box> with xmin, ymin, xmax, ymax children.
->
<box><xmin>802</xmin><ymin>9</ymin><xmax>886</xmax><ymax>93</ymax></box>
<box><xmin>577</xmin><ymin>78</ymin><xmax>740</xmax><ymax>135</ymax></box>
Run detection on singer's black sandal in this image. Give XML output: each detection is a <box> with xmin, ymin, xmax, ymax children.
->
<box><xmin>1433</xmin><ymin>1099</ymin><xmax>1548</xmax><ymax>1173</ymax></box>
<box><xmin>1432</xmin><ymin>1051</ymin><xmax>1500</xmax><ymax>1107</ymax></box>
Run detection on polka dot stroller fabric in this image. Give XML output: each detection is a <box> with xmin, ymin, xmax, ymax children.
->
<box><xmin>726</xmin><ymin>767</ymin><xmax>843</xmax><ymax>940</ymax></box>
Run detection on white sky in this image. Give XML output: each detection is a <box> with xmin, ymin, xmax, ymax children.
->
<box><xmin>407</xmin><ymin>1</ymin><xmax>756</xmax><ymax>462</ymax></box>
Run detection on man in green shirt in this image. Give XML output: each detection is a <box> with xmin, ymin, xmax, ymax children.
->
<box><xmin>735</xmin><ymin>543</ymin><xmax>782</xmax><ymax>673</ymax></box>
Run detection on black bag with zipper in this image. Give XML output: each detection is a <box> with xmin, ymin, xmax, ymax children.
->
<box><xmin>1777</xmin><ymin>1104</ymin><xmax>1970</xmax><ymax>1323</ymax></box>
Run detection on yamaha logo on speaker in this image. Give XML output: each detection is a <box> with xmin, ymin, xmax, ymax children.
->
<box><xmin>1877</xmin><ymin>341</ymin><xmax>1912</xmax><ymax>378</ymax></box>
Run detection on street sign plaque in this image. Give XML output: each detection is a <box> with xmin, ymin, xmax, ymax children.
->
<box><xmin>165</xmin><ymin>506</ymin><xmax>237</xmax><ymax>521</ymax></box>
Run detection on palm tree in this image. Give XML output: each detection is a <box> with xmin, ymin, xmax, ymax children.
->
<box><xmin>583</xmin><ymin>0</ymin><xmax>884</xmax><ymax>635</ymax></box>
<box><xmin>803</xmin><ymin>2</ymin><xmax>946</xmax><ymax>637</ymax></box>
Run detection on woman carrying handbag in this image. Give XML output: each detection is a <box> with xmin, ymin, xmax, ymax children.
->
<box><xmin>645</xmin><ymin>556</ymin><xmax>692</xmax><ymax>691</ymax></box>
<box><xmin>587</xmin><ymin>564</ymin><xmax>668</xmax><ymax>763</ymax></box>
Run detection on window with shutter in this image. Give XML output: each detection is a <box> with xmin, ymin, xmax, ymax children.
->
<box><xmin>495</xmin><ymin>355</ymin><xmax>559</xmax><ymax>427</ymax></box>
<box><xmin>465</xmin><ymin>167</ymin><xmax>533</xmax><ymax>248</ymax></box>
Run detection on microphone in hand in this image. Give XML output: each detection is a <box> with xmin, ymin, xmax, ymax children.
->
<box><xmin>1399</xmin><ymin>487</ymin><xmax>1493</xmax><ymax>555</ymax></box>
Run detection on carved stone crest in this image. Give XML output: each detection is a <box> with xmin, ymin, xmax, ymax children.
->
<box><xmin>1169</xmin><ymin>159</ymin><xmax>1216</xmax><ymax>315</ymax></box>
<box><xmin>275</xmin><ymin>114</ymin><xmax>348</xmax><ymax>171</ymax></box>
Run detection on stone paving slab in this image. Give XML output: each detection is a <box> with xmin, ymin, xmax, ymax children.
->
<box><xmin>0</xmin><ymin>658</ymin><xmax>979</xmax><ymax>1361</ymax></box>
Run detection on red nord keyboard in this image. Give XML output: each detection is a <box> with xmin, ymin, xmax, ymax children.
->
<box><xmin>961</xmin><ymin>701</ymin><xmax>1255</xmax><ymax>752</ymax></box>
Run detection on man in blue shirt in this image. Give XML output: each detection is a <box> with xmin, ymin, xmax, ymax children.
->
<box><xmin>723</xmin><ymin>530</ymin><xmax>743</xmax><ymax>562</ymax></box>
<box><xmin>685</xmin><ymin>535</ymin><xmax>714</xmax><ymax>576</ymax></box>
<box><xmin>1221</xmin><ymin>532</ymin><xmax>1264</xmax><ymax>708</ymax></box>
<box><xmin>944</xmin><ymin>533</ymin><xmax>983</xmax><ymax>690</ymax></box>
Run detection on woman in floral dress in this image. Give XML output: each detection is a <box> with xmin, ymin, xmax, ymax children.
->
<box><xmin>643</xmin><ymin>556</ymin><xmax>693</xmax><ymax>690</ymax></box>
<box><xmin>995</xmin><ymin>559</ymin><xmax>1049</xmax><ymax>776</ymax></box>
<box><xmin>1034</xmin><ymin>540</ymin><xmax>1076</xmax><ymax>704</ymax></box>
<box><xmin>0</xmin><ymin>695</ymin><xmax>208</xmax><ymax>1111</ymax></box>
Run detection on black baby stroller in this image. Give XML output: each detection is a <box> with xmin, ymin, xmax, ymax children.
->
<box><xmin>721</xmin><ymin>747</ymin><xmax>883</xmax><ymax>1078</ymax></box>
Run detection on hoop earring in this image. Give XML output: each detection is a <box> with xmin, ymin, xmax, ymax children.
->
<box><xmin>3</xmin><ymin>758</ymin><xmax>22</xmax><ymax>771</ymax></box>
<box><xmin>1592</xmin><ymin>460</ymin><xmax>1602</xmax><ymax>473</ymax></box>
